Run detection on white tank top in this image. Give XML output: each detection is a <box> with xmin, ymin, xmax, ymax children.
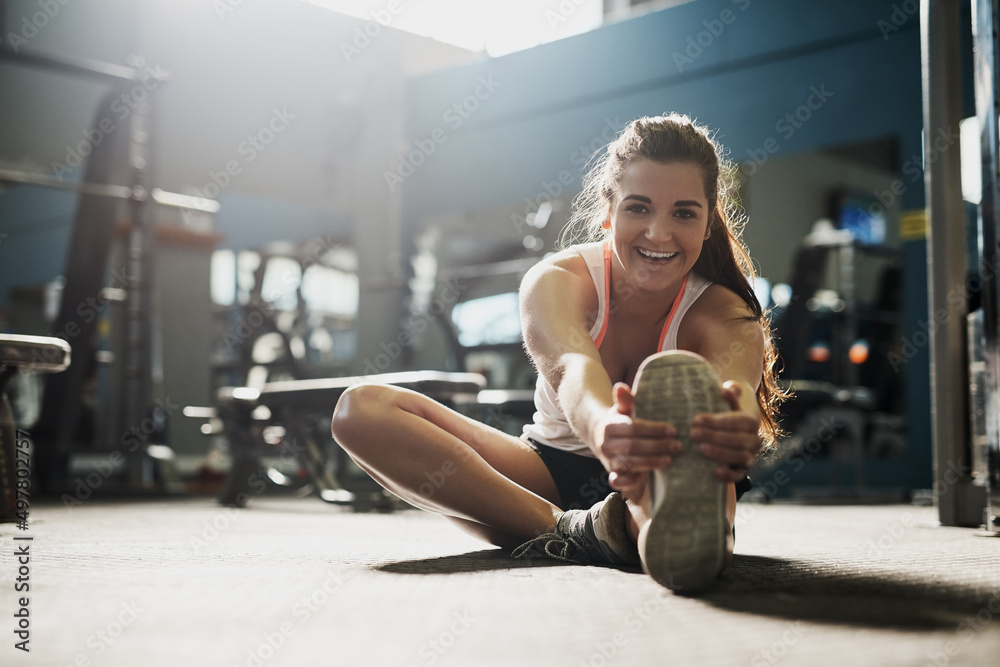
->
<box><xmin>521</xmin><ymin>240</ymin><xmax>714</xmax><ymax>457</ymax></box>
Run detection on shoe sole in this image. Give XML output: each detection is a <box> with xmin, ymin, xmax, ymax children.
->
<box><xmin>632</xmin><ymin>350</ymin><xmax>728</xmax><ymax>594</ymax></box>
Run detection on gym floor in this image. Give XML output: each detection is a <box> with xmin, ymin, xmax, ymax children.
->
<box><xmin>3</xmin><ymin>497</ymin><xmax>999</xmax><ymax>667</ymax></box>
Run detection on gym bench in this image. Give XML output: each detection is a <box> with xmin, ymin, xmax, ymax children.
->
<box><xmin>0</xmin><ymin>334</ymin><xmax>71</xmax><ymax>521</ymax></box>
<box><xmin>192</xmin><ymin>371</ymin><xmax>492</xmax><ymax>510</ymax></box>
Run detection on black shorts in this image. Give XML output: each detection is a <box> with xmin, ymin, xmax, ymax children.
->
<box><xmin>524</xmin><ymin>437</ymin><xmax>753</xmax><ymax>511</ymax></box>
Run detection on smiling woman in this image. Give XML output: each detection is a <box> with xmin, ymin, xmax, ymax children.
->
<box><xmin>556</xmin><ymin>113</ymin><xmax>784</xmax><ymax>445</ymax></box>
<box><xmin>608</xmin><ymin>161</ymin><xmax>712</xmax><ymax>296</ymax></box>
<box><xmin>331</xmin><ymin>113</ymin><xmax>785</xmax><ymax>594</ymax></box>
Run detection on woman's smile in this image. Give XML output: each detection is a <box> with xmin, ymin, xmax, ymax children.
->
<box><xmin>609</xmin><ymin>159</ymin><xmax>710</xmax><ymax>293</ymax></box>
<box><xmin>635</xmin><ymin>248</ymin><xmax>679</xmax><ymax>261</ymax></box>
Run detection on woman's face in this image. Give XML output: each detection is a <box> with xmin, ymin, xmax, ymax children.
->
<box><xmin>607</xmin><ymin>159</ymin><xmax>711</xmax><ymax>294</ymax></box>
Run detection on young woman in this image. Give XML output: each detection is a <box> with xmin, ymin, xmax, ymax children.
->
<box><xmin>331</xmin><ymin>114</ymin><xmax>783</xmax><ymax>593</ymax></box>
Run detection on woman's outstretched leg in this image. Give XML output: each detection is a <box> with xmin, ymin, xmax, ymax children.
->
<box><xmin>623</xmin><ymin>479</ymin><xmax>737</xmax><ymax>570</ymax></box>
<box><xmin>507</xmin><ymin>351</ymin><xmax>742</xmax><ymax>590</ymax></box>
<box><xmin>627</xmin><ymin>351</ymin><xmax>734</xmax><ymax>592</ymax></box>
<box><xmin>331</xmin><ymin>383</ymin><xmax>562</xmax><ymax>548</ymax></box>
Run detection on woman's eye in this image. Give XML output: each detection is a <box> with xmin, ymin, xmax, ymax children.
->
<box><xmin>675</xmin><ymin>208</ymin><xmax>696</xmax><ymax>219</ymax></box>
<box><xmin>626</xmin><ymin>204</ymin><xmax>647</xmax><ymax>214</ymax></box>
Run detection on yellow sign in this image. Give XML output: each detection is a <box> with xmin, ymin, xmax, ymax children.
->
<box><xmin>900</xmin><ymin>209</ymin><xmax>927</xmax><ymax>241</ymax></box>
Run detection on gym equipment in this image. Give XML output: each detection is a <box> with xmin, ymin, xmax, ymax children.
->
<box><xmin>187</xmin><ymin>371</ymin><xmax>487</xmax><ymax>510</ymax></box>
<box><xmin>1</xmin><ymin>45</ymin><xmax>218</xmax><ymax>493</ymax></box>
<box><xmin>0</xmin><ymin>335</ymin><xmax>70</xmax><ymax>521</ymax></box>
<box><xmin>474</xmin><ymin>388</ymin><xmax>536</xmax><ymax>436</ymax></box>
<box><xmin>208</xmin><ymin>238</ymin><xmax>355</xmax><ymax>392</ymax></box>
<box><xmin>762</xmin><ymin>229</ymin><xmax>906</xmax><ymax>497</ymax></box>
<box><xmin>972</xmin><ymin>0</ymin><xmax>1000</xmax><ymax>534</ymax></box>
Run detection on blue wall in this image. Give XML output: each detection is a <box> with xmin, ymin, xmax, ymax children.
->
<box><xmin>213</xmin><ymin>194</ymin><xmax>351</xmax><ymax>252</ymax></box>
<box><xmin>0</xmin><ymin>184</ymin><xmax>76</xmax><ymax>313</ymax></box>
<box><xmin>403</xmin><ymin>0</ymin><xmax>923</xmax><ymax>216</ymax></box>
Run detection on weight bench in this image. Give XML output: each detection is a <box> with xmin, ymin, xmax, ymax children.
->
<box><xmin>472</xmin><ymin>388</ymin><xmax>537</xmax><ymax>435</ymax></box>
<box><xmin>0</xmin><ymin>334</ymin><xmax>72</xmax><ymax>521</ymax></box>
<box><xmin>193</xmin><ymin>371</ymin><xmax>488</xmax><ymax>510</ymax></box>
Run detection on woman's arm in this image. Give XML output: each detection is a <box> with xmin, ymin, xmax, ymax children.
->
<box><xmin>519</xmin><ymin>255</ymin><xmax>679</xmax><ymax>494</ymax></box>
<box><xmin>681</xmin><ymin>285</ymin><xmax>767</xmax><ymax>483</ymax></box>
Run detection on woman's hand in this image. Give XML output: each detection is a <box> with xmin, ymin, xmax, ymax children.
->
<box><xmin>594</xmin><ymin>383</ymin><xmax>680</xmax><ymax>498</ymax></box>
<box><xmin>691</xmin><ymin>381</ymin><xmax>763</xmax><ymax>483</ymax></box>
<box><xmin>595</xmin><ymin>380</ymin><xmax>762</xmax><ymax>493</ymax></box>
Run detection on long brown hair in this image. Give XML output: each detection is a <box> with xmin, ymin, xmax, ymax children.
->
<box><xmin>559</xmin><ymin>113</ymin><xmax>787</xmax><ymax>449</ymax></box>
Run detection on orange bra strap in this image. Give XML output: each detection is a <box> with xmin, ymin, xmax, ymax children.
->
<box><xmin>596</xmin><ymin>239</ymin><xmax>689</xmax><ymax>352</ymax></box>
<box><xmin>657</xmin><ymin>273</ymin><xmax>689</xmax><ymax>351</ymax></box>
<box><xmin>593</xmin><ymin>239</ymin><xmax>613</xmax><ymax>349</ymax></box>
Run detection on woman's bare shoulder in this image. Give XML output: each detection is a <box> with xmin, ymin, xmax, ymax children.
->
<box><xmin>680</xmin><ymin>282</ymin><xmax>765</xmax><ymax>384</ymax></box>
<box><xmin>693</xmin><ymin>283</ymin><xmax>754</xmax><ymax>317</ymax></box>
<box><xmin>520</xmin><ymin>245</ymin><xmax>600</xmax><ymax>329</ymax></box>
<box><xmin>522</xmin><ymin>244</ymin><xmax>592</xmax><ymax>286</ymax></box>
<box><xmin>681</xmin><ymin>283</ymin><xmax>761</xmax><ymax>341</ymax></box>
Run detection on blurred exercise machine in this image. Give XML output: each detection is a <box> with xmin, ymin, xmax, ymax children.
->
<box><xmin>763</xmin><ymin>227</ymin><xmax>906</xmax><ymax>498</ymax></box>
<box><xmin>0</xmin><ymin>335</ymin><xmax>70</xmax><ymax>520</ymax></box>
<box><xmin>187</xmin><ymin>371</ymin><xmax>487</xmax><ymax>510</ymax></box>
<box><xmin>183</xmin><ymin>241</ymin><xmax>539</xmax><ymax>510</ymax></box>
<box><xmin>0</xmin><ymin>46</ymin><xmax>217</xmax><ymax>494</ymax></box>
<box><xmin>971</xmin><ymin>0</ymin><xmax>1000</xmax><ymax>533</ymax></box>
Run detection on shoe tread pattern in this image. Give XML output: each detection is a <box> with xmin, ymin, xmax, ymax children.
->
<box><xmin>632</xmin><ymin>352</ymin><xmax>728</xmax><ymax>593</ymax></box>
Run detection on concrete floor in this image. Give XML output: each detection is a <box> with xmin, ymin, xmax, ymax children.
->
<box><xmin>2</xmin><ymin>496</ymin><xmax>999</xmax><ymax>667</ymax></box>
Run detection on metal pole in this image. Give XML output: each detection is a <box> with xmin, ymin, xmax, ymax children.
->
<box><xmin>922</xmin><ymin>0</ymin><xmax>985</xmax><ymax>526</ymax></box>
<box><xmin>0</xmin><ymin>167</ymin><xmax>219</xmax><ymax>213</ymax></box>
<box><xmin>0</xmin><ymin>45</ymin><xmax>146</xmax><ymax>84</ymax></box>
<box><xmin>0</xmin><ymin>168</ymin><xmax>132</xmax><ymax>199</ymax></box>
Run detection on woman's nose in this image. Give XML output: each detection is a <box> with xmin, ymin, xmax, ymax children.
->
<box><xmin>644</xmin><ymin>219</ymin><xmax>673</xmax><ymax>243</ymax></box>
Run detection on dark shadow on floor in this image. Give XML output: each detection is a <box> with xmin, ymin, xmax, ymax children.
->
<box><xmin>379</xmin><ymin>550</ymin><xmax>997</xmax><ymax>631</ymax></box>
<box><xmin>702</xmin><ymin>554</ymin><xmax>999</xmax><ymax>630</ymax></box>
<box><xmin>375</xmin><ymin>549</ymin><xmax>574</xmax><ymax>574</ymax></box>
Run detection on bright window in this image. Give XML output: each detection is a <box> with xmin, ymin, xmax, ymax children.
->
<box><xmin>302</xmin><ymin>265</ymin><xmax>359</xmax><ymax>316</ymax></box>
<box><xmin>451</xmin><ymin>292</ymin><xmax>521</xmax><ymax>346</ymax></box>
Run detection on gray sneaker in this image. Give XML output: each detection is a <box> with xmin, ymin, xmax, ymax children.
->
<box><xmin>512</xmin><ymin>492</ymin><xmax>640</xmax><ymax>567</ymax></box>
<box><xmin>632</xmin><ymin>350</ymin><xmax>729</xmax><ymax>594</ymax></box>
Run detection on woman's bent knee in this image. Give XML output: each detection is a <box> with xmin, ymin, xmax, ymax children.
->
<box><xmin>331</xmin><ymin>383</ymin><xmax>398</xmax><ymax>450</ymax></box>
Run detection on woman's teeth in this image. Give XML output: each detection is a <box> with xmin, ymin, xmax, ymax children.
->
<box><xmin>637</xmin><ymin>248</ymin><xmax>678</xmax><ymax>260</ymax></box>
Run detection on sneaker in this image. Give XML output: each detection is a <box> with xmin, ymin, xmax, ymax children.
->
<box><xmin>512</xmin><ymin>492</ymin><xmax>639</xmax><ymax>567</ymax></box>
<box><xmin>632</xmin><ymin>350</ymin><xmax>729</xmax><ymax>593</ymax></box>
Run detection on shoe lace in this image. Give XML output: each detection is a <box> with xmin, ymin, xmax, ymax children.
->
<box><xmin>511</xmin><ymin>533</ymin><xmax>593</xmax><ymax>564</ymax></box>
